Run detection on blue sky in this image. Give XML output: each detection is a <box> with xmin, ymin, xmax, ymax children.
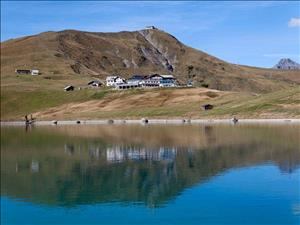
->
<box><xmin>1</xmin><ymin>1</ymin><xmax>299</xmax><ymax>68</ymax></box>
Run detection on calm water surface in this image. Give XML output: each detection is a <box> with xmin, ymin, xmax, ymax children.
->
<box><xmin>1</xmin><ymin>124</ymin><xmax>300</xmax><ymax>225</ymax></box>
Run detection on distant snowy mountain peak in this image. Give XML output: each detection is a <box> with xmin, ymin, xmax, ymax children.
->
<box><xmin>273</xmin><ymin>58</ymin><xmax>300</xmax><ymax>70</ymax></box>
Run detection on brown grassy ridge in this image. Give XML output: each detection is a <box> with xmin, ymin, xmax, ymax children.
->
<box><xmin>34</xmin><ymin>86</ymin><xmax>300</xmax><ymax>120</ymax></box>
<box><xmin>1</xmin><ymin>86</ymin><xmax>298</xmax><ymax>121</ymax></box>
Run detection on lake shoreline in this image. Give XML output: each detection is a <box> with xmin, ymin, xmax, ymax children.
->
<box><xmin>1</xmin><ymin>118</ymin><xmax>300</xmax><ymax>126</ymax></box>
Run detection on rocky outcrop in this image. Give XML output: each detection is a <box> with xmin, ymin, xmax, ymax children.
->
<box><xmin>273</xmin><ymin>58</ymin><xmax>300</xmax><ymax>70</ymax></box>
<box><xmin>138</xmin><ymin>30</ymin><xmax>178</xmax><ymax>72</ymax></box>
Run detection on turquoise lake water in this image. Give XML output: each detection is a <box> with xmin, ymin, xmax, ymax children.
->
<box><xmin>1</xmin><ymin>124</ymin><xmax>300</xmax><ymax>224</ymax></box>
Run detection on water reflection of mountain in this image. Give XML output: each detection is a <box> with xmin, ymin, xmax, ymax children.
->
<box><xmin>107</xmin><ymin>146</ymin><xmax>177</xmax><ymax>162</ymax></box>
<box><xmin>1</xmin><ymin>125</ymin><xmax>300</xmax><ymax>207</ymax></box>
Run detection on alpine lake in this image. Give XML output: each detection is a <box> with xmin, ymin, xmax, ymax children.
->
<box><xmin>1</xmin><ymin>123</ymin><xmax>300</xmax><ymax>225</ymax></box>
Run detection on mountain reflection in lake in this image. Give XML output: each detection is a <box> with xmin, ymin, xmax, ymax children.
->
<box><xmin>1</xmin><ymin>124</ymin><xmax>300</xmax><ymax>224</ymax></box>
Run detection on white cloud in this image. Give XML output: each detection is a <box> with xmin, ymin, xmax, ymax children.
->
<box><xmin>288</xmin><ymin>17</ymin><xmax>300</xmax><ymax>27</ymax></box>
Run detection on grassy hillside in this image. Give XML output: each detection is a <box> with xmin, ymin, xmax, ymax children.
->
<box><xmin>1</xmin><ymin>83</ymin><xmax>299</xmax><ymax>120</ymax></box>
<box><xmin>1</xmin><ymin>59</ymin><xmax>299</xmax><ymax>120</ymax></box>
<box><xmin>1</xmin><ymin>28</ymin><xmax>299</xmax><ymax>120</ymax></box>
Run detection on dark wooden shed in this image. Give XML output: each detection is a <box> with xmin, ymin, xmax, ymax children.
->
<box><xmin>64</xmin><ymin>85</ymin><xmax>74</xmax><ymax>91</ymax></box>
<box><xmin>202</xmin><ymin>104</ymin><xmax>214</xmax><ymax>110</ymax></box>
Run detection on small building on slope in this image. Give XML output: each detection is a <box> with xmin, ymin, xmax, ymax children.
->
<box><xmin>64</xmin><ymin>85</ymin><xmax>74</xmax><ymax>91</ymax></box>
<box><xmin>106</xmin><ymin>76</ymin><xmax>126</xmax><ymax>87</ymax></box>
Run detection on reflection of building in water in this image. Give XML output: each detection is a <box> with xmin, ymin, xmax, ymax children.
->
<box><xmin>89</xmin><ymin>147</ymin><xmax>101</xmax><ymax>159</ymax></box>
<box><xmin>107</xmin><ymin>147</ymin><xmax>124</xmax><ymax>162</ymax></box>
<box><xmin>15</xmin><ymin>160</ymin><xmax>40</xmax><ymax>173</ymax></box>
<box><xmin>31</xmin><ymin>160</ymin><xmax>39</xmax><ymax>173</ymax></box>
<box><xmin>203</xmin><ymin>126</ymin><xmax>216</xmax><ymax>145</ymax></box>
<box><xmin>64</xmin><ymin>144</ymin><xmax>75</xmax><ymax>155</ymax></box>
<box><xmin>64</xmin><ymin>143</ymin><xmax>103</xmax><ymax>159</ymax></box>
<box><xmin>62</xmin><ymin>142</ymin><xmax>177</xmax><ymax>163</ymax></box>
<box><xmin>106</xmin><ymin>146</ymin><xmax>177</xmax><ymax>163</ymax></box>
